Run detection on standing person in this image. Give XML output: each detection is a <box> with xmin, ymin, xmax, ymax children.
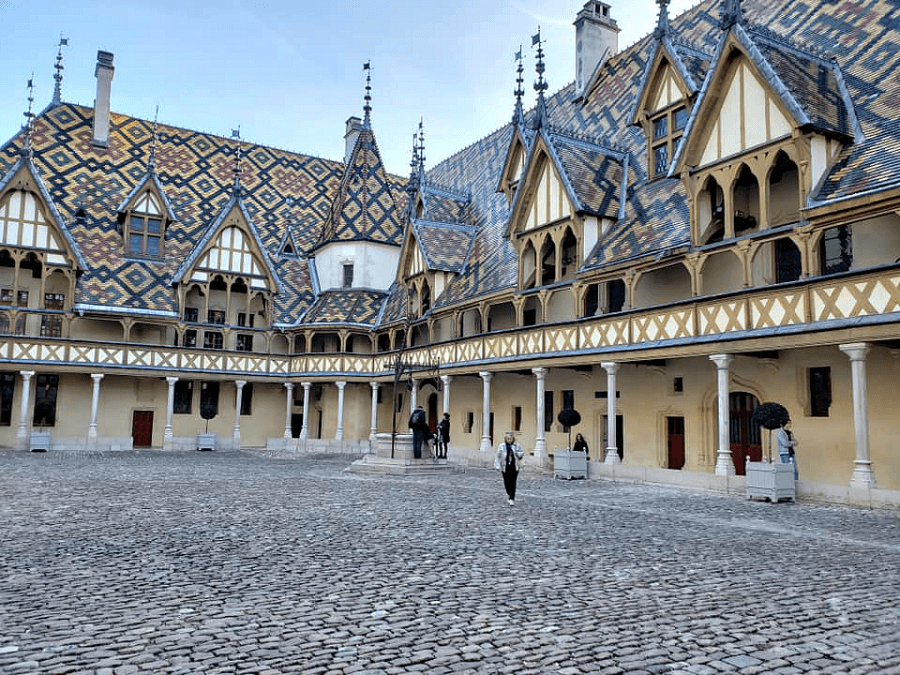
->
<box><xmin>494</xmin><ymin>431</ymin><xmax>524</xmax><ymax>505</ymax></box>
<box><xmin>776</xmin><ymin>419</ymin><xmax>799</xmax><ymax>480</ymax></box>
<box><xmin>409</xmin><ymin>404</ymin><xmax>428</xmax><ymax>459</ymax></box>
<box><xmin>573</xmin><ymin>432</ymin><xmax>588</xmax><ymax>455</ymax></box>
<box><xmin>438</xmin><ymin>412</ymin><xmax>450</xmax><ymax>459</ymax></box>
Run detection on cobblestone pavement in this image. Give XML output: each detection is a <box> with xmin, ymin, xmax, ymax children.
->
<box><xmin>1</xmin><ymin>451</ymin><xmax>899</xmax><ymax>675</ymax></box>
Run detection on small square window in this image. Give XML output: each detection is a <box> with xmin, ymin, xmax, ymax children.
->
<box><xmin>809</xmin><ymin>367</ymin><xmax>832</xmax><ymax>417</ymax></box>
<box><xmin>236</xmin><ymin>334</ymin><xmax>253</xmax><ymax>352</ymax></box>
<box><xmin>673</xmin><ymin>377</ymin><xmax>683</xmax><ymax>393</ymax></box>
<box><xmin>184</xmin><ymin>307</ymin><xmax>198</xmax><ymax>322</ymax></box>
<box><xmin>183</xmin><ymin>329</ymin><xmax>197</xmax><ymax>347</ymax></box>
<box><xmin>207</xmin><ymin>310</ymin><xmax>225</xmax><ymax>325</ymax></box>
<box><xmin>203</xmin><ymin>331</ymin><xmax>223</xmax><ymax>350</ymax></box>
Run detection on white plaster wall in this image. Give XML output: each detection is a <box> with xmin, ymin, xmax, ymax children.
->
<box><xmin>314</xmin><ymin>241</ymin><xmax>400</xmax><ymax>291</ymax></box>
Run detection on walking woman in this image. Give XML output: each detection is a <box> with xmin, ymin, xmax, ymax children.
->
<box><xmin>494</xmin><ymin>431</ymin><xmax>524</xmax><ymax>505</ymax></box>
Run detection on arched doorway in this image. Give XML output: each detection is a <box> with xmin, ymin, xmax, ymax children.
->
<box><xmin>730</xmin><ymin>392</ymin><xmax>762</xmax><ymax>474</ymax></box>
<box><xmin>428</xmin><ymin>392</ymin><xmax>438</xmax><ymax>435</ymax></box>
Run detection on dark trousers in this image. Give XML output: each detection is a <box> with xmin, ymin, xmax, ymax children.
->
<box><xmin>502</xmin><ymin>469</ymin><xmax>518</xmax><ymax>500</ymax></box>
<box><xmin>412</xmin><ymin>430</ymin><xmax>424</xmax><ymax>458</ymax></box>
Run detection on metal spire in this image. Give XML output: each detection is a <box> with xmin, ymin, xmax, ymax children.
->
<box><xmin>52</xmin><ymin>34</ymin><xmax>68</xmax><ymax>105</ymax></box>
<box><xmin>531</xmin><ymin>28</ymin><xmax>548</xmax><ymax>130</ymax></box>
<box><xmin>22</xmin><ymin>75</ymin><xmax>35</xmax><ymax>158</ymax></box>
<box><xmin>417</xmin><ymin>118</ymin><xmax>426</xmax><ymax>177</ymax></box>
<box><xmin>654</xmin><ymin>0</ymin><xmax>670</xmax><ymax>38</ymax></box>
<box><xmin>719</xmin><ymin>0</ymin><xmax>744</xmax><ymax>29</ymax></box>
<box><xmin>513</xmin><ymin>46</ymin><xmax>525</xmax><ymax>127</ymax></box>
<box><xmin>407</xmin><ymin>131</ymin><xmax>419</xmax><ymax>220</ymax></box>
<box><xmin>363</xmin><ymin>61</ymin><xmax>372</xmax><ymax>128</ymax></box>
<box><xmin>231</xmin><ymin>126</ymin><xmax>243</xmax><ymax>194</ymax></box>
<box><xmin>148</xmin><ymin>105</ymin><xmax>159</xmax><ymax>170</ymax></box>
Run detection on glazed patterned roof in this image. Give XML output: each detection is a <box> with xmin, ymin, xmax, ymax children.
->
<box><xmin>414</xmin><ymin>221</ymin><xmax>475</xmax><ymax>273</ymax></box>
<box><xmin>302</xmin><ymin>289</ymin><xmax>387</xmax><ymax>326</ymax></box>
<box><xmin>2</xmin><ymin>0</ymin><xmax>899</xmax><ymax>327</ymax></box>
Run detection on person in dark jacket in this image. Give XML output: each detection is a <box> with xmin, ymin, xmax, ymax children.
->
<box><xmin>437</xmin><ymin>412</ymin><xmax>450</xmax><ymax>459</ymax></box>
<box><xmin>409</xmin><ymin>405</ymin><xmax>428</xmax><ymax>459</ymax></box>
<box><xmin>573</xmin><ymin>433</ymin><xmax>588</xmax><ymax>456</ymax></box>
<box><xmin>494</xmin><ymin>431</ymin><xmax>524</xmax><ymax>505</ymax></box>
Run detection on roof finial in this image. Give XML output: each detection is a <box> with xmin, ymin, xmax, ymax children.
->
<box><xmin>363</xmin><ymin>61</ymin><xmax>372</xmax><ymax>128</ymax></box>
<box><xmin>531</xmin><ymin>27</ymin><xmax>548</xmax><ymax>130</ymax></box>
<box><xmin>719</xmin><ymin>0</ymin><xmax>744</xmax><ymax>29</ymax></box>
<box><xmin>148</xmin><ymin>105</ymin><xmax>159</xmax><ymax>170</ymax></box>
<box><xmin>231</xmin><ymin>126</ymin><xmax>243</xmax><ymax>194</ymax></box>
<box><xmin>417</xmin><ymin>118</ymin><xmax>426</xmax><ymax>176</ymax></box>
<box><xmin>52</xmin><ymin>35</ymin><xmax>68</xmax><ymax>106</ymax></box>
<box><xmin>22</xmin><ymin>75</ymin><xmax>35</xmax><ymax>158</ymax></box>
<box><xmin>654</xmin><ymin>0</ymin><xmax>670</xmax><ymax>38</ymax></box>
<box><xmin>513</xmin><ymin>46</ymin><xmax>525</xmax><ymax>127</ymax></box>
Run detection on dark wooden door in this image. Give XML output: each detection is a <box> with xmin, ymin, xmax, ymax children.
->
<box><xmin>729</xmin><ymin>392</ymin><xmax>762</xmax><ymax>475</ymax></box>
<box><xmin>667</xmin><ymin>416</ymin><xmax>685</xmax><ymax>470</ymax></box>
<box><xmin>428</xmin><ymin>393</ymin><xmax>438</xmax><ymax>434</ymax></box>
<box><xmin>132</xmin><ymin>410</ymin><xmax>153</xmax><ymax>447</ymax></box>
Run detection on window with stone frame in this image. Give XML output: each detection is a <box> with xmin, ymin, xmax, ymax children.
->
<box><xmin>203</xmin><ymin>330</ymin><xmax>223</xmax><ymax>350</ymax></box>
<box><xmin>33</xmin><ymin>374</ymin><xmax>59</xmax><ymax>426</ymax></box>
<box><xmin>236</xmin><ymin>333</ymin><xmax>253</xmax><ymax>352</ymax></box>
<box><xmin>183</xmin><ymin>329</ymin><xmax>197</xmax><ymax>347</ymax></box>
<box><xmin>239</xmin><ymin>382</ymin><xmax>253</xmax><ymax>416</ymax></box>
<box><xmin>820</xmin><ymin>225</ymin><xmax>852</xmax><ymax>275</ymax></box>
<box><xmin>124</xmin><ymin>190</ymin><xmax>165</xmax><ymax>257</ymax></box>
<box><xmin>649</xmin><ymin>104</ymin><xmax>687</xmax><ymax>179</ymax></box>
<box><xmin>173</xmin><ymin>380</ymin><xmax>193</xmax><ymax>414</ymax></box>
<box><xmin>40</xmin><ymin>292</ymin><xmax>65</xmax><ymax>338</ymax></box>
<box><xmin>0</xmin><ymin>372</ymin><xmax>14</xmax><ymax>426</ymax></box>
<box><xmin>809</xmin><ymin>367</ymin><xmax>832</xmax><ymax>417</ymax></box>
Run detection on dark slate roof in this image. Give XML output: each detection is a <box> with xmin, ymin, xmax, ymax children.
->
<box><xmin>302</xmin><ymin>289</ymin><xmax>387</xmax><ymax>326</ymax></box>
<box><xmin>548</xmin><ymin>131</ymin><xmax>625</xmax><ymax>218</ymax></box>
<box><xmin>419</xmin><ymin>182</ymin><xmax>469</xmax><ymax>223</ymax></box>
<box><xmin>413</xmin><ymin>221</ymin><xmax>475</xmax><ymax>273</ymax></box>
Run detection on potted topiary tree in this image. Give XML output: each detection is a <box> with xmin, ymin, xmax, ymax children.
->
<box><xmin>747</xmin><ymin>402</ymin><xmax>795</xmax><ymax>502</ymax></box>
<box><xmin>554</xmin><ymin>408</ymin><xmax>586</xmax><ymax>479</ymax></box>
<box><xmin>197</xmin><ymin>401</ymin><xmax>217</xmax><ymax>451</ymax></box>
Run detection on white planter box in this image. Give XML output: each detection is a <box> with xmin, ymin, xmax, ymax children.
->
<box><xmin>197</xmin><ymin>433</ymin><xmax>216</xmax><ymax>451</ymax></box>
<box><xmin>554</xmin><ymin>450</ymin><xmax>587</xmax><ymax>480</ymax></box>
<box><xmin>746</xmin><ymin>459</ymin><xmax>795</xmax><ymax>502</ymax></box>
<box><xmin>30</xmin><ymin>431</ymin><xmax>52</xmax><ymax>452</ymax></box>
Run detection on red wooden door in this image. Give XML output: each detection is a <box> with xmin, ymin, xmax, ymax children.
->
<box><xmin>729</xmin><ymin>393</ymin><xmax>762</xmax><ymax>475</ymax></box>
<box><xmin>667</xmin><ymin>416</ymin><xmax>685</xmax><ymax>470</ymax></box>
<box><xmin>132</xmin><ymin>410</ymin><xmax>153</xmax><ymax>447</ymax></box>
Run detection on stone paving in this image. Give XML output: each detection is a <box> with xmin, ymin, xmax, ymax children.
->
<box><xmin>1</xmin><ymin>450</ymin><xmax>899</xmax><ymax>675</ymax></box>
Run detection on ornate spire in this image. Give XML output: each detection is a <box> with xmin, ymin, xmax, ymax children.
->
<box><xmin>654</xmin><ymin>0</ymin><xmax>670</xmax><ymax>38</ymax></box>
<box><xmin>21</xmin><ymin>75</ymin><xmax>35</xmax><ymax>158</ymax></box>
<box><xmin>363</xmin><ymin>61</ymin><xmax>372</xmax><ymax>128</ymax></box>
<box><xmin>513</xmin><ymin>46</ymin><xmax>525</xmax><ymax>127</ymax></box>
<box><xmin>52</xmin><ymin>35</ymin><xmax>68</xmax><ymax>106</ymax></box>
<box><xmin>407</xmin><ymin>132</ymin><xmax>419</xmax><ymax>220</ymax></box>
<box><xmin>531</xmin><ymin>27</ymin><xmax>548</xmax><ymax>130</ymax></box>
<box><xmin>231</xmin><ymin>126</ymin><xmax>243</xmax><ymax>195</ymax></box>
<box><xmin>719</xmin><ymin>0</ymin><xmax>744</xmax><ymax>29</ymax></box>
<box><xmin>148</xmin><ymin>105</ymin><xmax>159</xmax><ymax>170</ymax></box>
<box><xmin>417</xmin><ymin>118</ymin><xmax>426</xmax><ymax>177</ymax></box>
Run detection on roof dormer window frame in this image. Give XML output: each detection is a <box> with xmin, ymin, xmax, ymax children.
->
<box><xmin>648</xmin><ymin>101</ymin><xmax>688</xmax><ymax>180</ymax></box>
<box><xmin>121</xmin><ymin>189</ymin><xmax>167</xmax><ymax>258</ymax></box>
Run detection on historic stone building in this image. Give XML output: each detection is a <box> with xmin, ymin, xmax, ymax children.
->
<box><xmin>2</xmin><ymin>0</ymin><xmax>898</xmax><ymax>507</ymax></box>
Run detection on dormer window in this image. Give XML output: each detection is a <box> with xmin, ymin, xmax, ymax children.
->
<box><xmin>124</xmin><ymin>190</ymin><xmax>165</xmax><ymax>257</ymax></box>
<box><xmin>343</xmin><ymin>263</ymin><xmax>354</xmax><ymax>288</ymax></box>
<box><xmin>650</xmin><ymin>105</ymin><xmax>687</xmax><ymax>179</ymax></box>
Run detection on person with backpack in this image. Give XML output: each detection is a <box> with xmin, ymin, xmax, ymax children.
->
<box><xmin>437</xmin><ymin>412</ymin><xmax>450</xmax><ymax>459</ymax></box>
<box><xmin>409</xmin><ymin>404</ymin><xmax>428</xmax><ymax>459</ymax></box>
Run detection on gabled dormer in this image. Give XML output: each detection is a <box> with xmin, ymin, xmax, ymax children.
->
<box><xmin>172</xmin><ymin>195</ymin><xmax>281</xmax><ymax>331</ymax></box>
<box><xmin>399</xmin><ymin>220</ymin><xmax>475</xmax><ymax>318</ymax></box>
<box><xmin>116</xmin><ymin>171</ymin><xmax>176</xmax><ymax>258</ymax></box>
<box><xmin>497</xmin><ymin>127</ymin><xmax>531</xmax><ymax>205</ymax></box>
<box><xmin>507</xmin><ymin>129</ymin><xmax>624</xmax><ymax>290</ymax></box>
<box><xmin>672</xmin><ymin>17</ymin><xmax>855</xmax><ymax>246</ymax></box>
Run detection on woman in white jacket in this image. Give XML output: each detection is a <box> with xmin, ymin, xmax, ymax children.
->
<box><xmin>495</xmin><ymin>431</ymin><xmax>524</xmax><ymax>505</ymax></box>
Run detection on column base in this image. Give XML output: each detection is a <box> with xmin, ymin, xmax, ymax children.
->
<box><xmin>850</xmin><ymin>460</ymin><xmax>877</xmax><ymax>489</ymax></box>
<box><xmin>603</xmin><ymin>447</ymin><xmax>621</xmax><ymax>465</ymax></box>
<box><xmin>480</xmin><ymin>436</ymin><xmax>492</xmax><ymax>453</ymax></box>
<box><xmin>715</xmin><ymin>451</ymin><xmax>736</xmax><ymax>476</ymax></box>
<box><xmin>533</xmin><ymin>438</ymin><xmax>546</xmax><ymax>468</ymax></box>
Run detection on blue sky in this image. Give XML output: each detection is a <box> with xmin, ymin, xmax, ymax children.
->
<box><xmin>0</xmin><ymin>0</ymin><xmax>695</xmax><ymax>175</ymax></box>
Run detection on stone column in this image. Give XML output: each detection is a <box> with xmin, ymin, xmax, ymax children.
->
<box><xmin>88</xmin><ymin>373</ymin><xmax>104</xmax><ymax>443</ymax></box>
<box><xmin>233</xmin><ymin>380</ymin><xmax>246</xmax><ymax>448</ymax></box>
<box><xmin>369</xmin><ymin>382</ymin><xmax>380</xmax><ymax>442</ymax></box>
<box><xmin>283</xmin><ymin>382</ymin><xmax>294</xmax><ymax>441</ymax></box>
<box><xmin>479</xmin><ymin>371</ymin><xmax>493</xmax><ymax>453</ymax></box>
<box><xmin>300</xmin><ymin>382</ymin><xmax>311</xmax><ymax>439</ymax></box>
<box><xmin>532</xmin><ymin>367</ymin><xmax>547</xmax><ymax>466</ymax></box>
<box><xmin>710</xmin><ymin>354</ymin><xmax>735</xmax><ymax>476</ymax></box>
<box><xmin>164</xmin><ymin>376</ymin><xmax>178</xmax><ymax>447</ymax></box>
<box><xmin>601</xmin><ymin>362</ymin><xmax>621</xmax><ymax>464</ymax></box>
<box><xmin>335</xmin><ymin>381</ymin><xmax>346</xmax><ymax>441</ymax></box>
<box><xmin>410</xmin><ymin>379</ymin><xmax>418</xmax><ymax>411</ymax></box>
<box><xmin>441</xmin><ymin>375</ymin><xmax>452</xmax><ymax>416</ymax></box>
<box><xmin>15</xmin><ymin>370</ymin><xmax>34</xmax><ymax>451</ymax></box>
<box><xmin>839</xmin><ymin>343</ymin><xmax>876</xmax><ymax>488</ymax></box>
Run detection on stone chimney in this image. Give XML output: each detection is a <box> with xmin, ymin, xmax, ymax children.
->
<box><xmin>574</xmin><ymin>1</ymin><xmax>620</xmax><ymax>97</ymax></box>
<box><xmin>92</xmin><ymin>50</ymin><xmax>115</xmax><ymax>147</ymax></box>
<box><xmin>344</xmin><ymin>116</ymin><xmax>364</xmax><ymax>164</ymax></box>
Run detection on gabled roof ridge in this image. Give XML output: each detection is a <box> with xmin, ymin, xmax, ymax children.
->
<box><xmin>745</xmin><ymin>21</ymin><xmax>834</xmax><ymax>63</ymax></box>
<box><xmin>546</xmin><ymin>125</ymin><xmax>627</xmax><ymax>157</ymax></box>
<box><xmin>668</xmin><ymin>38</ymin><xmax>714</xmax><ymax>61</ymax></box>
<box><xmin>115</xmin><ymin>169</ymin><xmax>178</xmax><ymax>221</ymax></box>
<box><xmin>414</xmin><ymin>218</ymin><xmax>476</xmax><ymax>232</ymax></box>
<box><xmin>422</xmin><ymin>180</ymin><xmax>469</xmax><ymax>202</ymax></box>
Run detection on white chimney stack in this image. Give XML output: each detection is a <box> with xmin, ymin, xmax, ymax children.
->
<box><xmin>92</xmin><ymin>50</ymin><xmax>115</xmax><ymax>147</ymax></box>
<box><xmin>344</xmin><ymin>116</ymin><xmax>364</xmax><ymax>164</ymax></box>
<box><xmin>574</xmin><ymin>1</ymin><xmax>620</xmax><ymax>97</ymax></box>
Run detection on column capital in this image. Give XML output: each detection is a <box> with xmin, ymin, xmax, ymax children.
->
<box><xmin>235</xmin><ymin>379</ymin><xmax>246</xmax><ymax>389</ymax></box>
<box><xmin>335</xmin><ymin>380</ymin><xmax>346</xmax><ymax>391</ymax></box>
<box><xmin>601</xmin><ymin>361</ymin><xmax>621</xmax><ymax>374</ymax></box>
<box><xmin>166</xmin><ymin>375</ymin><xmax>179</xmax><ymax>384</ymax></box>
<box><xmin>90</xmin><ymin>373</ymin><xmax>105</xmax><ymax>382</ymax></box>
<box><xmin>479</xmin><ymin>371</ymin><xmax>493</xmax><ymax>382</ymax></box>
<box><xmin>709</xmin><ymin>353</ymin><xmax>734</xmax><ymax>369</ymax></box>
<box><xmin>440</xmin><ymin>374</ymin><xmax>453</xmax><ymax>385</ymax></box>
<box><xmin>20</xmin><ymin>370</ymin><xmax>35</xmax><ymax>379</ymax></box>
<box><xmin>839</xmin><ymin>342</ymin><xmax>870</xmax><ymax>361</ymax></box>
<box><xmin>531</xmin><ymin>367</ymin><xmax>547</xmax><ymax>378</ymax></box>
<box><xmin>301</xmin><ymin>381</ymin><xmax>312</xmax><ymax>391</ymax></box>
<box><xmin>370</xmin><ymin>381</ymin><xmax>381</xmax><ymax>391</ymax></box>
<box><xmin>284</xmin><ymin>382</ymin><xmax>295</xmax><ymax>391</ymax></box>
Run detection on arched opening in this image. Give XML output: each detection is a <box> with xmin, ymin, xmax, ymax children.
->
<box><xmin>294</xmin><ymin>334</ymin><xmax>307</xmax><ymax>354</ymax></box>
<box><xmin>819</xmin><ymin>224</ymin><xmax>853</xmax><ymax>275</ymax></box>
<box><xmin>768</xmin><ymin>151</ymin><xmax>800</xmax><ymax>227</ymax></box>
<box><xmin>459</xmin><ymin>308</ymin><xmax>482</xmax><ymax>338</ymax></box>
<box><xmin>699</xmin><ymin>250</ymin><xmax>743</xmax><ymax>296</ymax></box>
<box><xmin>559</xmin><ymin>228</ymin><xmax>578</xmax><ymax>280</ymax></box>
<box><xmin>270</xmin><ymin>333</ymin><xmax>290</xmax><ymax>355</ymax></box>
<box><xmin>410</xmin><ymin>323</ymin><xmax>429</xmax><ymax>347</ymax></box>
<box><xmin>774</xmin><ymin>237</ymin><xmax>802</xmax><ymax>283</ymax></box>
<box><xmin>540</xmin><ymin>236</ymin><xmax>556</xmax><ymax>285</ymax></box>
<box><xmin>522</xmin><ymin>241</ymin><xmax>537</xmax><ymax>289</ymax></box>
<box><xmin>249</xmin><ymin>293</ymin><xmax>268</xmax><ymax>329</ymax></box>
<box><xmin>522</xmin><ymin>295</ymin><xmax>541</xmax><ymax>326</ymax></box>
<box><xmin>377</xmin><ymin>333</ymin><xmax>391</xmax><ymax>352</ymax></box>
<box><xmin>208</xmin><ymin>275</ymin><xmax>227</xmax><ymax>324</ymax></box>
<box><xmin>184</xmin><ymin>285</ymin><xmax>205</xmax><ymax>322</ymax></box>
<box><xmin>698</xmin><ymin>176</ymin><xmax>724</xmax><ymax>244</ymax></box>
<box><xmin>732</xmin><ymin>165</ymin><xmax>760</xmax><ymax>236</ymax></box>
<box><xmin>728</xmin><ymin>391</ymin><xmax>762</xmax><ymax>475</ymax></box>
<box><xmin>20</xmin><ymin>252</ymin><xmax>42</xmax><ymax>280</ymax></box>
<box><xmin>420</xmin><ymin>279</ymin><xmax>431</xmax><ymax>314</ymax></box>
<box><xmin>633</xmin><ymin>264</ymin><xmax>691</xmax><ymax>308</ymax></box>
<box><xmin>310</xmin><ymin>332</ymin><xmax>340</xmax><ymax>353</ymax></box>
<box><xmin>487</xmin><ymin>301</ymin><xmax>515</xmax><ymax>332</ymax></box>
<box><xmin>546</xmin><ymin>288</ymin><xmax>575</xmax><ymax>322</ymax></box>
